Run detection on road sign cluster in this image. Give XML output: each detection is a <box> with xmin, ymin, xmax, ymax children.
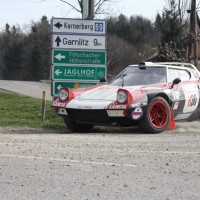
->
<box><xmin>51</xmin><ymin>18</ymin><xmax>107</xmax><ymax>96</ymax></box>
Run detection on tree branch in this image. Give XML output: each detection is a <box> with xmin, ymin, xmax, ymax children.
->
<box><xmin>95</xmin><ymin>0</ymin><xmax>111</xmax><ymax>14</ymax></box>
<box><xmin>60</xmin><ymin>0</ymin><xmax>81</xmax><ymax>13</ymax></box>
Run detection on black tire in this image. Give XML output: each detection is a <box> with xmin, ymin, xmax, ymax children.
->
<box><xmin>139</xmin><ymin>97</ymin><xmax>171</xmax><ymax>133</ymax></box>
<box><xmin>63</xmin><ymin>117</ymin><xmax>94</xmax><ymax>133</ymax></box>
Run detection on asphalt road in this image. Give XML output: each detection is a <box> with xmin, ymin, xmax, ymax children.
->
<box><xmin>0</xmin><ymin>125</ymin><xmax>200</xmax><ymax>200</ymax></box>
<box><xmin>0</xmin><ymin>80</ymin><xmax>52</xmax><ymax>100</ymax></box>
<box><xmin>0</xmin><ymin>80</ymin><xmax>200</xmax><ymax>199</ymax></box>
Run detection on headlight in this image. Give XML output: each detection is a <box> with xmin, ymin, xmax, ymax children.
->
<box><xmin>59</xmin><ymin>88</ymin><xmax>69</xmax><ymax>101</ymax></box>
<box><xmin>117</xmin><ymin>90</ymin><xmax>127</xmax><ymax>103</ymax></box>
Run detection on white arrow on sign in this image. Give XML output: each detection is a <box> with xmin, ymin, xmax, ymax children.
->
<box><xmin>55</xmin><ymin>53</ymin><xmax>66</xmax><ymax>61</ymax></box>
<box><xmin>55</xmin><ymin>69</ymin><xmax>62</xmax><ymax>76</ymax></box>
<box><xmin>57</xmin><ymin>85</ymin><xmax>62</xmax><ymax>91</ymax></box>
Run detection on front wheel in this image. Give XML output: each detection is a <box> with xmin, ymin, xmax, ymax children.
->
<box><xmin>139</xmin><ymin>97</ymin><xmax>171</xmax><ymax>133</ymax></box>
<box><xmin>63</xmin><ymin>117</ymin><xmax>94</xmax><ymax>133</ymax></box>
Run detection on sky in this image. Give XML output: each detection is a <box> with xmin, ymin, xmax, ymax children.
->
<box><xmin>0</xmin><ymin>0</ymin><xmax>166</xmax><ymax>30</ymax></box>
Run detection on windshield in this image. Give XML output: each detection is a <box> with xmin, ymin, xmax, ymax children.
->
<box><xmin>109</xmin><ymin>66</ymin><xmax>167</xmax><ymax>86</ymax></box>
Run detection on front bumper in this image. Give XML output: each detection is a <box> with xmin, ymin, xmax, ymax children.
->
<box><xmin>52</xmin><ymin>94</ymin><xmax>148</xmax><ymax>126</ymax></box>
<box><xmin>54</xmin><ymin>106</ymin><xmax>146</xmax><ymax>127</ymax></box>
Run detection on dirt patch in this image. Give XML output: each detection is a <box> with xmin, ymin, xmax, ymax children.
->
<box><xmin>0</xmin><ymin>126</ymin><xmax>67</xmax><ymax>135</ymax></box>
<box><xmin>0</xmin><ymin>88</ymin><xmax>15</xmax><ymax>94</ymax></box>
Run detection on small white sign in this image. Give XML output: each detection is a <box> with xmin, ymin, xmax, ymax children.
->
<box><xmin>51</xmin><ymin>18</ymin><xmax>106</xmax><ymax>35</ymax></box>
<box><xmin>52</xmin><ymin>34</ymin><xmax>106</xmax><ymax>50</ymax></box>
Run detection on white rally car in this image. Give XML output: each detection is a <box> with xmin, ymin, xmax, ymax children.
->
<box><xmin>52</xmin><ymin>62</ymin><xmax>200</xmax><ymax>133</ymax></box>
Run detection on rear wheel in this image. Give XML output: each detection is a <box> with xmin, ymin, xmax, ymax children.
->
<box><xmin>139</xmin><ymin>97</ymin><xmax>171</xmax><ymax>133</ymax></box>
<box><xmin>63</xmin><ymin>117</ymin><xmax>94</xmax><ymax>133</ymax></box>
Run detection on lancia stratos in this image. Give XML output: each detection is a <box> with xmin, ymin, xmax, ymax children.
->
<box><xmin>52</xmin><ymin>62</ymin><xmax>200</xmax><ymax>133</ymax></box>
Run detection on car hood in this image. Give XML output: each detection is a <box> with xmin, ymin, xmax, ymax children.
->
<box><xmin>66</xmin><ymin>85</ymin><xmax>143</xmax><ymax>109</ymax></box>
<box><xmin>77</xmin><ymin>85</ymin><xmax>141</xmax><ymax>101</ymax></box>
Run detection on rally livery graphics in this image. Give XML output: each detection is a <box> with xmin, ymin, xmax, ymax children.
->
<box><xmin>52</xmin><ymin>62</ymin><xmax>200</xmax><ymax>133</ymax></box>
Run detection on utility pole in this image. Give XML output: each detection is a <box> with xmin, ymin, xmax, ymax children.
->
<box><xmin>82</xmin><ymin>0</ymin><xmax>94</xmax><ymax>19</ymax></box>
<box><xmin>188</xmin><ymin>0</ymin><xmax>199</xmax><ymax>68</ymax></box>
<box><xmin>194</xmin><ymin>0</ymin><xmax>198</xmax><ymax>68</ymax></box>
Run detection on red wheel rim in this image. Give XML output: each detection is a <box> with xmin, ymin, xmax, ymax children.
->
<box><xmin>149</xmin><ymin>101</ymin><xmax>168</xmax><ymax>129</ymax></box>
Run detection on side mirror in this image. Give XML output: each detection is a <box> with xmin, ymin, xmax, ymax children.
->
<box><xmin>100</xmin><ymin>77</ymin><xmax>106</xmax><ymax>83</ymax></box>
<box><xmin>171</xmin><ymin>78</ymin><xmax>181</xmax><ymax>88</ymax></box>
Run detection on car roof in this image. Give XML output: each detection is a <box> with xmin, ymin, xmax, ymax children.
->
<box><xmin>128</xmin><ymin>62</ymin><xmax>200</xmax><ymax>77</ymax></box>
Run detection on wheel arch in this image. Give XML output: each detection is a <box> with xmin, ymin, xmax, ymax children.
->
<box><xmin>147</xmin><ymin>92</ymin><xmax>171</xmax><ymax>106</ymax></box>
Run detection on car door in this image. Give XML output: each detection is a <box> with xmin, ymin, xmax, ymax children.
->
<box><xmin>168</xmin><ymin>68</ymin><xmax>200</xmax><ymax>120</ymax></box>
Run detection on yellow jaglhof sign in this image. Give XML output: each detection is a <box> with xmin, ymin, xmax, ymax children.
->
<box><xmin>74</xmin><ymin>83</ymin><xmax>80</xmax><ymax>88</ymax></box>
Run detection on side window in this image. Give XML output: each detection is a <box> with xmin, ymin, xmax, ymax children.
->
<box><xmin>179</xmin><ymin>70</ymin><xmax>191</xmax><ymax>81</ymax></box>
<box><xmin>168</xmin><ymin>68</ymin><xmax>191</xmax><ymax>83</ymax></box>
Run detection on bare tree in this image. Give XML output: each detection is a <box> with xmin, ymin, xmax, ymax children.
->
<box><xmin>60</xmin><ymin>0</ymin><xmax>119</xmax><ymax>18</ymax></box>
<box><xmin>165</xmin><ymin>0</ymin><xmax>189</xmax><ymax>24</ymax></box>
<box><xmin>107</xmin><ymin>34</ymin><xmax>139</xmax><ymax>75</ymax></box>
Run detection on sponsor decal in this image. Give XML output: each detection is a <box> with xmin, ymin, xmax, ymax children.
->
<box><xmin>172</xmin><ymin>91</ymin><xmax>180</xmax><ymax>100</ymax></box>
<box><xmin>187</xmin><ymin>94</ymin><xmax>197</xmax><ymax>107</ymax></box>
<box><xmin>52</xmin><ymin>101</ymin><xmax>66</xmax><ymax>107</ymax></box>
<box><xmin>132</xmin><ymin>107</ymin><xmax>143</xmax><ymax>120</ymax></box>
<box><xmin>182</xmin><ymin>84</ymin><xmax>199</xmax><ymax>113</ymax></box>
<box><xmin>130</xmin><ymin>103</ymin><xmax>141</xmax><ymax>108</ymax></box>
<box><xmin>108</xmin><ymin>104</ymin><xmax>127</xmax><ymax>109</ymax></box>
<box><xmin>78</xmin><ymin>105</ymin><xmax>92</xmax><ymax>109</ymax></box>
<box><xmin>173</xmin><ymin>102</ymin><xmax>179</xmax><ymax>110</ymax></box>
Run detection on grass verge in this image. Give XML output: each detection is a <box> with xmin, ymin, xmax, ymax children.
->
<box><xmin>0</xmin><ymin>92</ymin><xmax>66</xmax><ymax>130</ymax></box>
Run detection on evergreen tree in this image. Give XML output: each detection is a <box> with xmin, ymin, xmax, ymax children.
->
<box><xmin>106</xmin><ymin>14</ymin><xmax>160</xmax><ymax>74</ymax></box>
<box><xmin>28</xmin><ymin>25</ymin><xmax>44</xmax><ymax>81</ymax></box>
<box><xmin>21</xmin><ymin>16</ymin><xmax>51</xmax><ymax>81</ymax></box>
<box><xmin>34</xmin><ymin>16</ymin><xmax>51</xmax><ymax>80</ymax></box>
<box><xmin>0</xmin><ymin>24</ymin><xmax>25</xmax><ymax>80</ymax></box>
<box><xmin>154</xmin><ymin>0</ymin><xmax>187</xmax><ymax>62</ymax></box>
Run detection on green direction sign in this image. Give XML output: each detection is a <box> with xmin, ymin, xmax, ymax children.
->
<box><xmin>52</xmin><ymin>50</ymin><xmax>106</xmax><ymax>65</ymax></box>
<box><xmin>52</xmin><ymin>65</ymin><xmax>106</xmax><ymax>81</ymax></box>
<box><xmin>52</xmin><ymin>81</ymin><xmax>97</xmax><ymax>96</ymax></box>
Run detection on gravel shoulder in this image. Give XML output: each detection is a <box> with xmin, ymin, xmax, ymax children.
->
<box><xmin>0</xmin><ymin>120</ymin><xmax>199</xmax><ymax>134</ymax></box>
<box><xmin>0</xmin><ymin>124</ymin><xmax>200</xmax><ymax>200</ymax></box>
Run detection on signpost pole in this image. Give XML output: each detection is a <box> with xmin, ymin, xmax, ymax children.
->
<box><xmin>41</xmin><ymin>91</ymin><xmax>46</xmax><ymax>122</ymax></box>
<box><xmin>83</xmin><ymin>0</ymin><xmax>94</xmax><ymax>19</ymax></box>
<box><xmin>51</xmin><ymin>5</ymin><xmax>106</xmax><ymax>97</ymax></box>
